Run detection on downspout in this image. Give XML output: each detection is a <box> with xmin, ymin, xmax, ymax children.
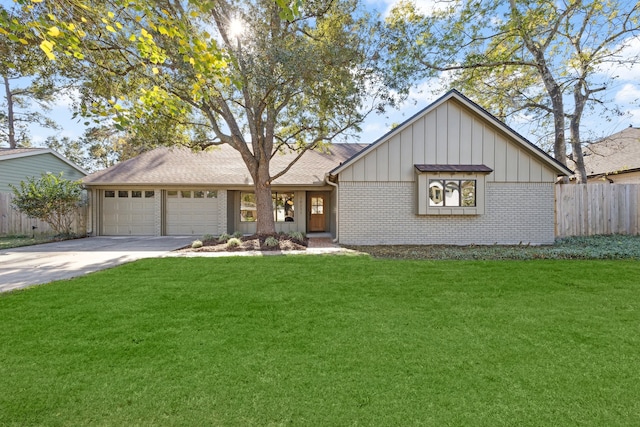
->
<box><xmin>325</xmin><ymin>174</ymin><xmax>339</xmax><ymax>243</ymax></box>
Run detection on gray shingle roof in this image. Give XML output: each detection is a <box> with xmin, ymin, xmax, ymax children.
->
<box><xmin>570</xmin><ymin>127</ymin><xmax>640</xmax><ymax>177</ymax></box>
<box><xmin>83</xmin><ymin>144</ymin><xmax>368</xmax><ymax>186</ymax></box>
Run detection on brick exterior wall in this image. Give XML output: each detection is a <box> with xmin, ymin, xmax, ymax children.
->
<box><xmin>338</xmin><ymin>181</ymin><xmax>555</xmax><ymax>245</ymax></box>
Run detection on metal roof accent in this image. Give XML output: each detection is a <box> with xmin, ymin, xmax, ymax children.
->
<box><xmin>414</xmin><ymin>164</ymin><xmax>493</xmax><ymax>173</ymax></box>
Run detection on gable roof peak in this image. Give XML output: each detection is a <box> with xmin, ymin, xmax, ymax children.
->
<box><xmin>330</xmin><ymin>89</ymin><xmax>571</xmax><ymax>176</ymax></box>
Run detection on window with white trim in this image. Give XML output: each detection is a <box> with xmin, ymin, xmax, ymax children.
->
<box><xmin>415</xmin><ymin>164</ymin><xmax>492</xmax><ymax>215</ymax></box>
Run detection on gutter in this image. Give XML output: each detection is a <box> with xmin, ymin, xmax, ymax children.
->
<box><xmin>324</xmin><ymin>174</ymin><xmax>339</xmax><ymax>243</ymax></box>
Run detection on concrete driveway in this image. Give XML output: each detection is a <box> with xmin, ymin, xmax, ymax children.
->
<box><xmin>0</xmin><ymin>236</ymin><xmax>195</xmax><ymax>293</ymax></box>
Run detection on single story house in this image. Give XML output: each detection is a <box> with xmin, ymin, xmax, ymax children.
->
<box><xmin>567</xmin><ymin>126</ymin><xmax>640</xmax><ymax>183</ymax></box>
<box><xmin>0</xmin><ymin>148</ymin><xmax>87</xmax><ymax>193</ymax></box>
<box><xmin>83</xmin><ymin>90</ymin><xmax>571</xmax><ymax>245</ymax></box>
<box><xmin>82</xmin><ymin>143</ymin><xmax>366</xmax><ymax>237</ymax></box>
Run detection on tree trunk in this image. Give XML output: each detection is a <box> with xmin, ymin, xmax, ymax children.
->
<box><xmin>3</xmin><ymin>75</ymin><xmax>16</xmax><ymax>149</ymax></box>
<box><xmin>253</xmin><ymin>157</ymin><xmax>276</xmax><ymax>235</ymax></box>
<box><xmin>570</xmin><ymin>84</ymin><xmax>588</xmax><ymax>183</ymax></box>
<box><xmin>531</xmin><ymin>53</ymin><xmax>568</xmax><ymax>183</ymax></box>
<box><xmin>549</xmin><ymin>86</ymin><xmax>566</xmax><ymax>166</ymax></box>
<box><xmin>510</xmin><ymin>1</ymin><xmax>568</xmax><ymax>180</ymax></box>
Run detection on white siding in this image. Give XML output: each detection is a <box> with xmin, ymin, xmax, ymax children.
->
<box><xmin>376</xmin><ymin>143</ymin><xmax>389</xmax><ymax>181</ymax></box>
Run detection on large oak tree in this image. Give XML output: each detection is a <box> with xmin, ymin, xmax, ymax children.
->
<box><xmin>5</xmin><ymin>0</ymin><xmax>400</xmax><ymax>234</ymax></box>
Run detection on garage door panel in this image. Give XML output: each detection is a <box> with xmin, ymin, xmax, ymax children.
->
<box><xmin>166</xmin><ymin>190</ymin><xmax>219</xmax><ymax>236</ymax></box>
<box><xmin>102</xmin><ymin>190</ymin><xmax>155</xmax><ymax>235</ymax></box>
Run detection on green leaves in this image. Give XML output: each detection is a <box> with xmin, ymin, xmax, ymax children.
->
<box><xmin>275</xmin><ymin>0</ymin><xmax>303</xmax><ymax>20</ymax></box>
<box><xmin>10</xmin><ymin>173</ymin><xmax>84</xmax><ymax>236</ymax></box>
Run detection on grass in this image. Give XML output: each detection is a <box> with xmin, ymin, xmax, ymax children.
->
<box><xmin>1</xmin><ymin>256</ymin><xmax>640</xmax><ymax>425</ymax></box>
<box><xmin>0</xmin><ymin>234</ymin><xmax>58</xmax><ymax>250</ymax></box>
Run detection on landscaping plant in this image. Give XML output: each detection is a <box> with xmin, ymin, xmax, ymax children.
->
<box><xmin>9</xmin><ymin>172</ymin><xmax>84</xmax><ymax>237</ymax></box>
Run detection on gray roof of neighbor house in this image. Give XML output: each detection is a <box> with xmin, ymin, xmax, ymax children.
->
<box><xmin>83</xmin><ymin>144</ymin><xmax>368</xmax><ymax>186</ymax></box>
<box><xmin>569</xmin><ymin>127</ymin><xmax>640</xmax><ymax>178</ymax></box>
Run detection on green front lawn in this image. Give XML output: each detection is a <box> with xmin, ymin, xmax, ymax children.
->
<box><xmin>2</xmin><ymin>256</ymin><xmax>639</xmax><ymax>425</ymax></box>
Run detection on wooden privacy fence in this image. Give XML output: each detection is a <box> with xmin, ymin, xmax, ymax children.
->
<box><xmin>0</xmin><ymin>192</ymin><xmax>88</xmax><ymax>236</ymax></box>
<box><xmin>556</xmin><ymin>184</ymin><xmax>640</xmax><ymax>237</ymax></box>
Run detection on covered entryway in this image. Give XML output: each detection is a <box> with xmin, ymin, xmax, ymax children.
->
<box><xmin>307</xmin><ymin>192</ymin><xmax>329</xmax><ymax>232</ymax></box>
<box><xmin>165</xmin><ymin>190</ymin><xmax>219</xmax><ymax>236</ymax></box>
<box><xmin>102</xmin><ymin>189</ymin><xmax>155</xmax><ymax>235</ymax></box>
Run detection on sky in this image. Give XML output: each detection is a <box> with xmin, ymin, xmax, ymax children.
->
<box><xmin>5</xmin><ymin>0</ymin><xmax>640</xmax><ymax>157</ymax></box>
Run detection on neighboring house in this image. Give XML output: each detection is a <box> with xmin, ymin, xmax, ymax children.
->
<box><xmin>83</xmin><ymin>90</ymin><xmax>570</xmax><ymax>244</ymax></box>
<box><xmin>0</xmin><ymin>148</ymin><xmax>88</xmax><ymax>193</ymax></box>
<box><xmin>568</xmin><ymin>126</ymin><xmax>640</xmax><ymax>183</ymax></box>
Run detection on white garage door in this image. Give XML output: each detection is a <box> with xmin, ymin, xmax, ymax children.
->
<box><xmin>165</xmin><ymin>190</ymin><xmax>219</xmax><ymax>236</ymax></box>
<box><xmin>102</xmin><ymin>190</ymin><xmax>155</xmax><ymax>235</ymax></box>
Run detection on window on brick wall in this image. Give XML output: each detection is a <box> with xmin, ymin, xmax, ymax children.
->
<box><xmin>429</xmin><ymin>179</ymin><xmax>476</xmax><ymax>207</ymax></box>
<box><xmin>415</xmin><ymin>165</ymin><xmax>492</xmax><ymax>215</ymax></box>
<box><xmin>240</xmin><ymin>192</ymin><xmax>295</xmax><ymax>222</ymax></box>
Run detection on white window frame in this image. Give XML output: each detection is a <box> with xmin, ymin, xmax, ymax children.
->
<box><xmin>417</xmin><ymin>172</ymin><xmax>486</xmax><ymax>215</ymax></box>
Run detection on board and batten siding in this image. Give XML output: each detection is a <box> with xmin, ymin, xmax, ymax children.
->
<box><xmin>0</xmin><ymin>153</ymin><xmax>86</xmax><ymax>193</ymax></box>
<box><xmin>339</xmin><ymin>99</ymin><xmax>557</xmax><ymax>184</ymax></box>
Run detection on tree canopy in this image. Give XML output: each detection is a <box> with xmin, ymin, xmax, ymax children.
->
<box><xmin>386</xmin><ymin>0</ymin><xmax>640</xmax><ymax>182</ymax></box>
<box><xmin>3</xmin><ymin>0</ymin><xmax>402</xmax><ymax>233</ymax></box>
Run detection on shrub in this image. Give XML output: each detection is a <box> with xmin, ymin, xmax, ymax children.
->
<box><xmin>232</xmin><ymin>231</ymin><xmax>243</xmax><ymax>239</ymax></box>
<box><xmin>288</xmin><ymin>231</ymin><xmax>305</xmax><ymax>241</ymax></box>
<box><xmin>226</xmin><ymin>237</ymin><xmax>242</xmax><ymax>248</ymax></box>
<box><xmin>217</xmin><ymin>233</ymin><xmax>231</xmax><ymax>243</ymax></box>
<box><xmin>202</xmin><ymin>234</ymin><xmax>215</xmax><ymax>242</ymax></box>
<box><xmin>264</xmin><ymin>236</ymin><xmax>280</xmax><ymax>248</ymax></box>
<box><xmin>191</xmin><ymin>240</ymin><xmax>203</xmax><ymax>249</ymax></box>
<box><xmin>10</xmin><ymin>172</ymin><xmax>84</xmax><ymax>236</ymax></box>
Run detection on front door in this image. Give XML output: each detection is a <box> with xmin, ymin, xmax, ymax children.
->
<box><xmin>308</xmin><ymin>193</ymin><xmax>326</xmax><ymax>232</ymax></box>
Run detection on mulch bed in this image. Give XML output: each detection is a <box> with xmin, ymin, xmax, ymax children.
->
<box><xmin>177</xmin><ymin>233</ymin><xmax>308</xmax><ymax>253</ymax></box>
